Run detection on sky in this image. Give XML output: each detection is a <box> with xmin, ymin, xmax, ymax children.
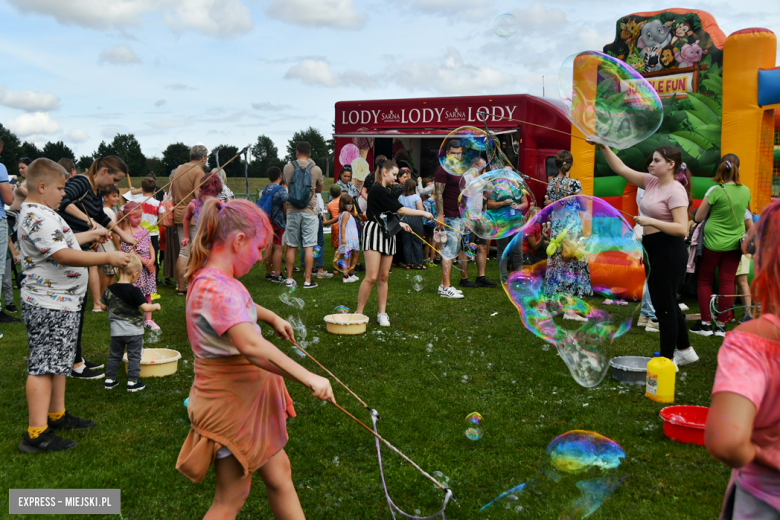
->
<box><xmin>0</xmin><ymin>0</ymin><xmax>778</xmax><ymax>160</ymax></box>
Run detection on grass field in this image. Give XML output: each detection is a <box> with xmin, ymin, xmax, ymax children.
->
<box><xmin>0</xmin><ymin>235</ymin><xmax>732</xmax><ymax>519</ymax></box>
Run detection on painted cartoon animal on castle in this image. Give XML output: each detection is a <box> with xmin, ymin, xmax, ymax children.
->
<box><xmin>619</xmin><ymin>18</ymin><xmax>645</xmax><ymax>56</ymax></box>
<box><xmin>640</xmin><ymin>45</ymin><xmax>664</xmax><ymax>72</ymax></box>
<box><xmin>637</xmin><ymin>19</ymin><xmax>673</xmax><ymax>50</ymax></box>
<box><xmin>674</xmin><ymin>40</ymin><xmax>707</xmax><ymax>67</ymax></box>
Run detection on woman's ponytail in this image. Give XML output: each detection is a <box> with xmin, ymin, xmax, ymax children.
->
<box><xmin>185</xmin><ymin>199</ymin><xmax>222</xmax><ymax>283</ymax></box>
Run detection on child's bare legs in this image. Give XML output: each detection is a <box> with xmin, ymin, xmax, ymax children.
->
<box><xmin>272</xmin><ymin>244</ymin><xmax>283</xmax><ymax>275</ymax></box>
<box><xmin>736</xmin><ymin>274</ymin><xmax>752</xmax><ymax>315</ymax></box>
<box><xmin>206</xmin><ymin>451</ymin><xmax>303</xmax><ymax>520</ymax></box>
<box><xmin>99</xmin><ymin>271</ymin><xmax>114</xmax><ymax>298</ymax></box>
<box><xmin>357</xmin><ymin>250</ymin><xmax>382</xmax><ymax>315</ymax></box>
<box><xmin>259</xmin><ymin>450</ymin><xmax>304</xmax><ymax>520</ymax></box>
<box><xmin>27</xmin><ymin>374</ymin><xmax>65</xmax><ymax>428</ymax></box>
<box><xmin>348</xmin><ymin>251</ymin><xmax>359</xmax><ymax>276</ymax></box>
<box><xmin>89</xmin><ymin>266</ymin><xmax>105</xmax><ymax>310</ymax></box>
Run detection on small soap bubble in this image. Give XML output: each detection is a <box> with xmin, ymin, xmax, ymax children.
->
<box><xmin>432</xmin><ymin>471</ymin><xmax>450</xmax><ymax>488</ymax></box>
<box><xmin>412</xmin><ymin>275</ymin><xmax>425</xmax><ymax>292</ymax></box>
<box><xmin>334</xmin><ymin>305</ymin><xmax>350</xmax><ymax>314</ymax></box>
<box><xmin>465</xmin><ymin>412</ymin><xmax>484</xmax><ymax>440</ymax></box>
<box><xmin>312</xmin><ymin>245</ymin><xmax>323</xmax><ymax>258</ymax></box>
<box><xmin>493</xmin><ymin>13</ymin><xmax>518</xmax><ymax>38</ymax></box>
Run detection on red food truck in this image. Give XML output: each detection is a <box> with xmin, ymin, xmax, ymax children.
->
<box><xmin>334</xmin><ymin>94</ymin><xmax>571</xmax><ymax>204</ymax></box>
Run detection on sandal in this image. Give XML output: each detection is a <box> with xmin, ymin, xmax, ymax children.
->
<box><xmin>176</xmin><ymin>291</ymin><xmax>187</xmax><ymax>296</ymax></box>
<box><xmin>402</xmin><ymin>264</ymin><xmax>411</xmax><ymax>269</ymax></box>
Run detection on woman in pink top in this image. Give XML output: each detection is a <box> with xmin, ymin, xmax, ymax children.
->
<box><xmin>592</xmin><ymin>141</ymin><xmax>696</xmax><ymax>366</ymax></box>
<box><xmin>706</xmin><ymin>200</ymin><xmax>780</xmax><ymax>518</ymax></box>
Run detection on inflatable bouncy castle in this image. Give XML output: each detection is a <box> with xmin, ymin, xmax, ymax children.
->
<box><xmin>569</xmin><ymin>8</ymin><xmax>780</xmax><ymax>215</ymax></box>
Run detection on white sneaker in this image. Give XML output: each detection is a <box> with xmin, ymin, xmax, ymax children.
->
<box><xmin>440</xmin><ymin>286</ymin><xmax>465</xmax><ymax>299</ymax></box>
<box><xmin>637</xmin><ymin>315</ymin><xmax>649</xmax><ymax>327</ymax></box>
<box><xmin>315</xmin><ymin>271</ymin><xmax>334</xmax><ymax>279</ymax></box>
<box><xmin>377</xmin><ymin>313</ymin><xmax>390</xmax><ymax>327</ymax></box>
<box><xmin>285</xmin><ymin>278</ymin><xmax>296</xmax><ymax>287</ymax></box>
<box><xmin>563</xmin><ymin>312</ymin><xmax>588</xmax><ymax>322</ymax></box>
<box><xmin>438</xmin><ymin>284</ymin><xmax>463</xmax><ymax>295</ymax></box>
<box><xmin>349</xmin><ymin>275</ymin><xmax>359</xmax><ymax>282</ymax></box>
<box><xmin>673</xmin><ymin>347</ymin><xmax>699</xmax><ymax>367</ymax></box>
<box><xmin>646</xmin><ymin>319</ymin><xmax>659</xmax><ymax>332</ymax></box>
<box><xmin>342</xmin><ymin>276</ymin><xmax>352</xmax><ymax>283</ymax></box>
<box><xmin>678</xmin><ymin>303</ymin><xmax>690</xmax><ymax>312</ymax></box>
<box><xmin>671</xmin><ymin>359</ymin><xmax>680</xmax><ymax>372</ymax></box>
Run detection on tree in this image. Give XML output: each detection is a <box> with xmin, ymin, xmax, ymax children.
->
<box><xmin>286</xmin><ymin>127</ymin><xmax>328</xmax><ymax>170</ymax></box>
<box><xmin>0</xmin><ymin>124</ymin><xmax>23</xmax><ymax>176</ymax></box>
<box><xmin>250</xmin><ymin>135</ymin><xmax>282</xmax><ymax>178</ymax></box>
<box><xmin>111</xmin><ymin>134</ymin><xmax>146</xmax><ymax>178</ymax></box>
<box><xmin>161</xmin><ymin>142</ymin><xmax>191</xmax><ymax>179</ymax></box>
<box><xmin>95</xmin><ymin>140</ymin><xmax>118</xmax><ymax>158</ymax></box>
<box><xmin>145</xmin><ymin>156</ymin><xmax>163</xmax><ymax>177</ymax></box>
<box><xmin>21</xmin><ymin>142</ymin><xmax>43</xmax><ymax>161</ymax></box>
<box><xmin>207</xmin><ymin>144</ymin><xmax>242</xmax><ymax>177</ymax></box>
<box><xmin>78</xmin><ymin>156</ymin><xmax>95</xmax><ymax>170</ymax></box>
<box><xmin>42</xmin><ymin>141</ymin><xmax>75</xmax><ymax>162</ymax></box>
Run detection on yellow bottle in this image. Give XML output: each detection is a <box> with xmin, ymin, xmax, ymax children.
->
<box><xmin>646</xmin><ymin>353</ymin><xmax>675</xmax><ymax>403</ymax></box>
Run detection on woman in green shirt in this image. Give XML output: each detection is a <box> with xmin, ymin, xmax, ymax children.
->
<box><xmin>691</xmin><ymin>154</ymin><xmax>751</xmax><ymax>336</ymax></box>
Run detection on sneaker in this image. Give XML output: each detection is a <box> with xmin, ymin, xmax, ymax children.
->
<box><xmin>265</xmin><ymin>273</ymin><xmax>274</xmax><ymax>280</ymax></box>
<box><xmin>713</xmin><ymin>326</ymin><xmax>726</xmax><ymax>338</ymax></box>
<box><xmin>303</xmin><ymin>281</ymin><xmax>318</xmax><ymax>289</ymax></box>
<box><xmin>645</xmin><ymin>319</ymin><xmax>659</xmax><ymax>332</ymax></box>
<box><xmin>459</xmin><ymin>278</ymin><xmax>478</xmax><ymax>288</ymax></box>
<box><xmin>673</xmin><ymin>347</ymin><xmax>699</xmax><ymax>366</ymax></box>
<box><xmin>678</xmin><ymin>303</ymin><xmax>690</xmax><ymax>312</ymax></box>
<box><xmin>343</xmin><ymin>276</ymin><xmax>357</xmax><ymax>283</ymax></box>
<box><xmin>377</xmin><ymin>313</ymin><xmax>391</xmax><ymax>327</ymax></box>
<box><xmin>315</xmin><ymin>271</ymin><xmax>334</xmax><ymax>279</ymax></box>
<box><xmin>269</xmin><ymin>274</ymin><xmax>284</xmax><ymax>283</ymax></box>
<box><xmin>637</xmin><ymin>315</ymin><xmax>649</xmax><ymax>328</ymax></box>
<box><xmin>292</xmin><ymin>267</ymin><xmax>301</xmax><ymax>273</ymax></box>
<box><xmin>18</xmin><ymin>428</ymin><xmax>77</xmax><ymax>454</ymax></box>
<box><xmin>48</xmin><ymin>411</ymin><xmax>95</xmax><ymax>431</ymax></box>
<box><xmin>150</xmin><ymin>293</ymin><xmax>161</xmax><ymax>300</ymax></box>
<box><xmin>440</xmin><ymin>286</ymin><xmax>465</xmax><ymax>299</ymax></box>
<box><xmin>438</xmin><ymin>284</ymin><xmax>463</xmax><ymax>295</ymax></box>
<box><xmin>0</xmin><ymin>310</ymin><xmax>21</xmax><ymax>323</ymax></box>
<box><xmin>84</xmin><ymin>359</ymin><xmax>104</xmax><ymax>370</ymax></box>
<box><xmin>740</xmin><ymin>313</ymin><xmax>753</xmax><ymax>324</ymax></box>
<box><xmin>563</xmin><ymin>312</ymin><xmax>588</xmax><ymax>322</ymax></box>
<box><xmin>475</xmin><ymin>276</ymin><xmax>497</xmax><ymax>288</ymax></box>
<box><xmin>127</xmin><ymin>380</ymin><xmax>146</xmax><ymax>392</ymax></box>
<box><xmin>433</xmin><ymin>229</ymin><xmax>441</xmax><ymax>242</ymax></box>
<box><xmin>5</xmin><ymin>303</ymin><xmax>18</xmax><ymax>313</ymax></box>
<box><xmin>144</xmin><ymin>320</ymin><xmax>161</xmax><ymax>332</ymax></box>
<box><xmin>104</xmin><ymin>379</ymin><xmax>119</xmax><ymax>390</ymax></box>
<box><xmin>349</xmin><ymin>275</ymin><xmax>360</xmax><ymax>282</ymax></box>
<box><xmin>285</xmin><ymin>278</ymin><xmax>296</xmax><ymax>287</ymax></box>
<box><xmin>70</xmin><ymin>366</ymin><xmax>105</xmax><ymax>380</ymax></box>
<box><xmin>689</xmin><ymin>321</ymin><xmax>714</xmax><ymax>337</ymax></box>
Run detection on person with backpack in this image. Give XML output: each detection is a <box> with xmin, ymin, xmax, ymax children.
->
<box><xmin>282</xmin><ymin>142</ymin><xmax>324</xmax><ymax>289</ymax></box>
<box><xmin>258</xmin><ymin>166</ymin><xmax>288</xmax><ymax>283</ymax></box>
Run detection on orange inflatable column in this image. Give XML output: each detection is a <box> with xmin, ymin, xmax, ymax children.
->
<box><xmin>722</xmin><ymin>28</ymin><xmax>778</xmax><ymax>213</ymax></box>
<box><xmin>569</xmin><ymin>54</ymin><xmax>600</xmax><ymax>196</ymax></box>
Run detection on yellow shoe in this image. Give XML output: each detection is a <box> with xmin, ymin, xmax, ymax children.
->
<box><xmin>151</xmin><ymin>293</ymin><xmax>161</xmax><ymax>300</ymax></box>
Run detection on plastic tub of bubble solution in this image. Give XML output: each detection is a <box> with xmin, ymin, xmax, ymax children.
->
<box><xmin>123</xmin><ymin>348</ymin><xmax>182</xmax><ymax>378</ymax></box>
<box><xmin>610</xmin><ymin>356</ymin><xmax>652</xmax><ymax>385</ymax></box>
<box><xmin>659</xmin><ymin>405</ymin><xmax>709</xmax><ymax>446</ymax></box>
<box><xmin>324</xmin><ymin>313</ymin><xmax>369</xmax><ymax>335</ymax></box>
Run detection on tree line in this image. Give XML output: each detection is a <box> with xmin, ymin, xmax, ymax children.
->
<box><xmin>0</xmin><ymin>124</ymin><xmax>334</xmax><ymax>182</ymax></box>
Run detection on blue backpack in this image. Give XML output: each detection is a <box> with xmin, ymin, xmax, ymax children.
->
<box><xmin>258</xmin><ymin>183</ymin><xmax>282</xmax><ymax>218</ymax></box>
<box><xmin>287</xmin><ymin>160</ymin><xmax>314</xmax><ymax>209</ymax></box>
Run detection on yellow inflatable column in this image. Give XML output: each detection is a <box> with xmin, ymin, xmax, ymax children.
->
<box><xmin>569</xmin><ymin>54</ymin><xmax>600</xmax><ymax>196</ymax></box>
<box><xmin>722</xmin><ymin>28</ymin><xmax>777</xmax><ymax>212</ymax></box>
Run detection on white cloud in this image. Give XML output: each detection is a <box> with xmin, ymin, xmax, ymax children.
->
<box><xmin>7</xmin><ymin>0</ymin><xmax>253</xmax><ymax>39</ymax></box>
<box><xmin>155</xmin><ymin>99</ymin><xmax>166</xmax><ymax>107</ymax></box>
<box><xmin>264</xmin><ymin>0</ymin><xmax>365</xmax><ymax>29</ymax></box>
<box><xmin>510</xmin><ymin>3</ymin><xmax>566</xmax><ymax>30</ymax></box>
<box><xmin>5</xmin><ymin>112</ymin><xmax>61</xmax><ymax>136</ymax></box>
<box><xmin>165</xmin><ymin>83</ymin><xmax>196</xmax><ymax>91</ymax></box>
<box><xmin>251</xmin><ymin>102</ymin><xmax>292</xmax><ymax>111</ymax></box>
<box><xmin>101</xmin><ymin>127</ymin><xmax>123</xmax><ymax>139</ymax></box>
<box><xmin>284</xmin><ymin>60</ymin><xmax>377</xmax><ymax>88</ymax></box>
<box><xmin>99</xmin><ymin>44</ymin><xmax>141</xmax><ymax>65</ymax></box>
<box><xmin>65</xmin><ymin>129</ymin><xmax>89</xmax><ymax>143</ymax></box>
<box><xmin>0</xmin><ymin>85</ymin><xmax>60</xmax><ymax>111</ymax></box>
<box><xmin>147</xmin><ymin>119</ymin><xmax>188</xmax><ymax>130</ymax></box>
<box><xmin>389</xmin><ymin>0</ymin><xmax>492</xmax><ymax>20</ymax></box>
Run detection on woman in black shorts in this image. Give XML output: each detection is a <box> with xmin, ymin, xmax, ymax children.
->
<box><xmin>356</xmin><ymin>160</ymin><xmax>432</xmax><ymax>327</ymax></box>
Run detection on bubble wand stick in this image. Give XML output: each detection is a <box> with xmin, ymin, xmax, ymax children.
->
<box><xmin>476</xmin><ymin>110</ymin><xmax>588</xmax><ymax>141</ymax></box>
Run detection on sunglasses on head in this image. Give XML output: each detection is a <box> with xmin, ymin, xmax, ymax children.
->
<box><xmin>342</xmin><ymin>166</ymin><xmax>352</xmax><ymax>171</ymax></box>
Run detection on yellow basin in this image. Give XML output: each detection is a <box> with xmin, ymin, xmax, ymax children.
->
<box><xmin>123</xmin><ymin>348</ymin><xmax>182</xmax><ymax>377</ymax></box>
<box><xmin>324</xmin><ymin>313</ymin><xmax>369</xmax><ymax>335</ymax></box>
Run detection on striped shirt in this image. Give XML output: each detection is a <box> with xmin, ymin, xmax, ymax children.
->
<box><xmin>58</xmin><ymin>175</ymin><xmax>113</xmax><ymax>233</ymax></box>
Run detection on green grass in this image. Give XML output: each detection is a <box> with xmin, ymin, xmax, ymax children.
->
<box><xmin>0</xmin><ymin>238</ymin><xmax>732</xmax><ymax>519</ymax></box>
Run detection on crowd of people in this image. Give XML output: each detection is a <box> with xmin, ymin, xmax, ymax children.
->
<box><xmin>3</xmin><ymin>136</ymin><xmax>777</xmax><ymax>519</ymax></box>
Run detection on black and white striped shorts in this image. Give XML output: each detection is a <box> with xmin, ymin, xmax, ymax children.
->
<box><xmin>362</xmin><ymin>221</ymin><xmax>396</xmax><ymax>256</ymax></box>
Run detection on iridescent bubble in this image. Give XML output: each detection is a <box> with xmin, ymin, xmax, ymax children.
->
<box><xmin>459</xmin><ymin>168</ymin><xmax>535</xmax><ymax>239</ymax></box>
<box><xmin>438</xmin><ymin>126</ymin><xmax>511</xmax><ymax>176</ymax></box>
<box><xmin>146</xmin><ymin>329</ymin><xmax>162</xmax><ymax>343</ymax></box>
<box><xmin>482</xmin><ymin>431</ymin><xmax>626</xmax><ymax>519</ymax></box>
<box><xmin>559</xmin><ymin>51</ymin><xmax>663</xmax><ymax>149</ymax></box>
<box><xmin>501</xmin><ymin>195</ymin><xmax>644</xmax><ymax>387</ymax></box>
<box><xmin>333</xmin><ymin>245</ymin><xmax>353</xmax><ymax>274</ymax></box>
<box><xmin>465</xmin><ymin>412</ymin><xmax>484</xmax><ymax>441</ymax></box>
<box><xmin>313</xmin><ymin>245</ymin><xmax>323</xmax><ymax>258</ymax></box>
<box><xmin>439</xmin><ymin>219</ymin><xmax>464</xmax><ymax>261</ymax></box>
<box><xmin>464</xmin><ymin>242</ymin><xmax>477</xmax><ymax>261</ymax></box>
<box><xmin>334</xmin><ymin>305</ymin><xmax>351</xmax><ymax>314</ymax></box>
<box><xmin>412</xmin><ymin>275</ymin><xmax>425</xmax><ymax>292</ymax></box>
<box><xmin>493</xmin><ymin>13</ymin><xmax>518</xmax><ymax>38</ymax></box>
<box><xmin>432</xmin><ymin>471</ymin><xmax>450</xmax><ymax>489</ymax></box>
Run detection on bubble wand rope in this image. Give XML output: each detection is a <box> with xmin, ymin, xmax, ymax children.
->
<box><xmin>709</xmin><ymin>294</ymin><xmax>754</xmax><ymax>334</ymax></box>
<box><xmin>127</xmin><ymin>148</ymin><xmax>246</xmax><ymax>253</ymax></box>
<box><xmin>475</xmin><ymin>110</ymin><xmax>587</xmax><ymax>141</ymax></box>
<box><xmin>280</xmin><ymin>340</ymin><xmax>455</xmax><ymax>514</ymax></box>
<box><xmin>408</xmin><ymin>230</ymin><xmax>467</xmax><ymax>272</ymax></box>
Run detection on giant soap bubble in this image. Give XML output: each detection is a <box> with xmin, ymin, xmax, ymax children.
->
<box><xmin>459</xmin><ymin>168</ymin><xmax>535</xmax><ymax>239</ymax></box>
<box><xmin>483</xmin><ymin>430</ymin><xmax>626</xmax><ymax>518</ymax></box>
<box><xmin>493</xmin><ymin>13</ymin><xmax>518</xmax><ymax>38</ymax></box>
<box><xmin>500</xmin><ymin>195</ymin><xmax>645</xmax><ymax>387</ymax></box>
<box><xmin>559</xmin><ymin>51</ymin><xmax>662</xmax><ymax>149</ymax></box>
<box><xmin>437</xmin><ymin>126</ymin><xmax>511</xmax><ymax>176</ymax></box>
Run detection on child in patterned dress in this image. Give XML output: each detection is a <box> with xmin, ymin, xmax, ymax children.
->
<box><xmin>180</xmin><ymin>173</ymin><xmax>222</xmax><ymax>249</ymax></box>
<box><xmin>117</xmin><ymin>202</ymin><xmax>159</xmax><ymax>331</ymax></box>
